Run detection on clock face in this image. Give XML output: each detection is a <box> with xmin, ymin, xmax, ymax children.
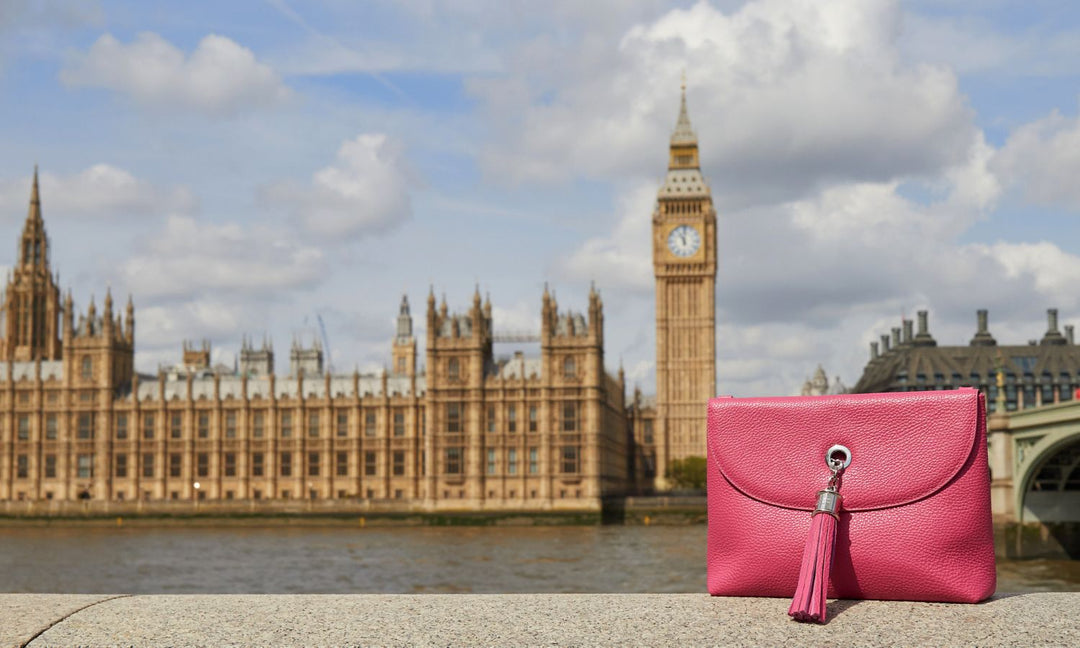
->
<box><xmin>667</xmin><ymin>225</ymin><xmax>701</xmax><ymax>258</ymax></box>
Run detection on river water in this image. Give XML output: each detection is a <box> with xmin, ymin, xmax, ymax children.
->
<box><xmin>0</xmin><ymin>526</ymin><xmax>1076</xmax><ymax>594</ymax></box>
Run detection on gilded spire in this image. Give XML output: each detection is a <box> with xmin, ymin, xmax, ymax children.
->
<box><xmin>671</xmin><ymin>73</ymin><xmax>697</xmax><ymax>145</ymax></box>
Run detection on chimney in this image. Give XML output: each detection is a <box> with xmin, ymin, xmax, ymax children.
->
<box><xmin>902</xmin><ymin>319</ymin><xmax>913</xmax><ymax>345</ymax></box>
<box><xmin>880</xmin><ymin>334</ymin><xmax>891</xmax><ymax>353</ymax></box>
<box><xmin>1067</xmin><ymin>325</ymin><xmax>1075</xmax><ymax>345</ymax></box>
<box><xmin>891</xmin><ymin>327</ymin><xmax>901</xmax><ymax>349</ymax></box>
<box><xmin>913</xmin><ymin>310</ymin><xmax>937</xmax><ymax>347</ymax></box>
<box><xmin>870</xmin><ymin>341</ymin><xmax>879</xmax><ymax>360</ymax></box>
<box><xmin>1041</xmin><ymin>308</ymin><xmax>1067</xmax><ymax>345</ymax></box>
<box><xmin>970</xmin><ymin>309</ymin><xmax>997</xmax><ymax>346</ymax></box>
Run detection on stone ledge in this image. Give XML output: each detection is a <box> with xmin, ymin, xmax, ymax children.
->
<box><xmin>4</xmin><ymin>592</ymin><xmax>1077</xmax><ymax>647</ymax></box>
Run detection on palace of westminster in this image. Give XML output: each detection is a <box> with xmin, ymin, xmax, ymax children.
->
<box><xmin>0</xmin><ymin>89</ymin><xmax>717</xmax><ymax>509</ymax></box>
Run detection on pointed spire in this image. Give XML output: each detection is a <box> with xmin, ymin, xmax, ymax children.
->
<box><xmin>27</xmin><ymin>165</ymin><xmax>41</xmax><ymax>222</ymax></box>
<box><xmin>671</xmin><ymin>72</ymin><xmax>697</xmax><ymax>145</ymax></box>
<box><xmin>104</xmin><ymin>286</ymin><xmax>113</xmax><ymax>314</ymax></box>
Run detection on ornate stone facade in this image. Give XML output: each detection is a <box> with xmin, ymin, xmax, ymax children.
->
<box><xmin>0</xmin><ymin>170</ymin><xmax>630</xmax><ymax>508</ymax></box>
<box><xmin>649</xmin><ymin>83</ymin><xmax>718</xmax><ymax>487</ymax></box>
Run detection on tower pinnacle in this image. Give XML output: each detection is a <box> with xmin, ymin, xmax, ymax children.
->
<box><xmin>671</xmin><ymin>74</ymin><xmax>697</xmax><ymax>146</ymax></box>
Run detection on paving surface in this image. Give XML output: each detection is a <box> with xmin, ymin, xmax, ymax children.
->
<box><xmin>0</xmin><ymin>594</ymin><xmax>119</xmax><ymax>647</ymax></box>
<box><xmin>3</xmin><ymin>592</ymin><xmax>1077</xmax><ymax>647</ymax></box>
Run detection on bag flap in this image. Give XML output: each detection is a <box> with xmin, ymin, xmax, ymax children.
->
<box><xmin>707</xmin><ymin>388</ymin><xmax>979</xmax><ymax>512</ymax></box>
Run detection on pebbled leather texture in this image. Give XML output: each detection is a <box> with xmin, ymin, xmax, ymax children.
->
<box><xmin>706</xmin><ymin>388</ymin><xmax>996</xmax><ymax>603</ymax></box>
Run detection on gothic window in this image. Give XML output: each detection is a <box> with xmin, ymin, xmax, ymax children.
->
<box><xmin>307</xmin><ymin>412</ymin><xmax>319</xmax><ymax>438</ymax></box>
<box><xmin>198</xmin><ymin>412</ymin><xmax>210</xmax><ymax>438</ymax></box>
<box><xmin>364</xmin><ymin>451</ymin><xmax>377</xmax><ymax>476</ymax></box>
<box><xmin>45</xmin><ymin>454</ymin><xmax>56</xmax><ymax>478</ymax></box>
<box><xmin>197</xmin><ymin>453</ymin><xmax>210</xmax><ymax>477</ymax></box>
<box><xmin>142</xmin><ymin>413</ymin><xmax>154</xmax><ymax>439</ymax></box>
<box><xmin>335</xmin><ymin>452</ymin><xmax>348</xmax><ymax>476</ymax></box>
<box><xmin>393</xmin><ymin>451</ymin><xmax>405</xmax><ymax>476</ymax></box>
<box><xmin>486</xmin><ymin>449</ymin><xmax>497</xmax><ymax>475</ymax></box>
<box><xmin>364</xmin><ymin>410</ymin><xmax>376</xmax><ymax>437</ymax></box>
<box><xmin>46</xmin><ymin>414</ymin><xmax>57</xmax><ymax>440</ymax></box>
<box><xmin>226</xmin><ymin>411</ymin><xmax>237</xmax><ymax>438</ymax></box>
<box><xmin>528</xmin><ymin>448</ymin><xmax>539</xmax><ymax>475</ymax></box>
<box><xmin>77</xmin><ymin>453</ymin><xmax>93</xmax><ymax>479</ymax></box>
<box><xmin>169</xmin><ymin>453</ymin><xmax>182</xmax><ymax>478</ymax></box>
<box><xmin>170</xmin><ymin>413</ymin><xmax>182</xmax><ymax>439</ymax></box>
<box><xmin>561</xmin><ymin>446</ymin><xmax>579</xmax><ymax>474</ymax></box>
<box><xmin>16</xmin><ymin>454</ymin><xmax>28</xmax><ymax>479</ymax></box>
<box><xmin>280</xmin><ymin>412</ymin><xmax>292</xmax><ymax>438</ymax></box>
<box><xmin>445</xmin><ymin>447</ymin><xmax>463</xmax><ymax>474</ymax></box>
<box><xmin>507</xmin><ymin>405</ymin><xmax>516</xmax><ymax>433</ymax></box>
<box><xmin>225</xmin><ymin>453</ymin><xmax>237</xmax><ymax>477</ymax></box>
<box><xmin>446</xmin><ymin>403</ymin><xmax>462</xmax><ymax>433</ymax></box>
<box><xmin>142</xmin><ymin>453</ymin><xmax>154</xmax><ymax>478</ymax></box>
<box><xmin>562</xmin><ymin>402</ymin><xmax>578</xmax><ymax>432</ymax></box>
<box><xmin>81</xmin><ymin>356</ymin><xmax>92</xmax><ymax>381</ymax></box>
<box><xmin>115</xmin><ymin>453</ymin><xmax>127</xmax><ymax>478</ymax></box>
<box><xmin>17</xmin><ymin>415</ymin><xmax>29</xmax><ymax>441</ymax></box>
<box><xmin>486</xmin><ymin>406</ymin><xmax>496</xmax><ymax>433</ymax></box>
<box><xmin>279</xmin><ymin>452</ymin><xmax>291</xmax><ymax>477</ymax></box>
<box><xmin>307</xmin><ymin>452</ymin><xmax>319</xmax><ymax>477</ymax></box>
<box><xmin>252</xmin><ymin>453</ymin><xmax>265</xmax><ymax>477</ymax></box>
<box><xmin>528</xmin><ymin>406</ymin><xmax>537</xmax><ymax>433</ymax></box>
<box><xmin>78</xmin><ymin>413</ymin><xmax>94</xmax><ymax>440</ymax></box>
<box><xmin>115</xmin><ymin>413</ymin><xmax>127</xmax><ymax>439</ymax></box>
<box><xmin>507</xmin><ymin>448</ymin><xmax>517</xmax><ymax>475</ymax></box>
<box><xmin>393</xmin><ymin>410</ymin><xmax>405</xmax><ymax>437</ymax></box>
<box><xmin>563</xmin><ymin>356</ymin><xmax>576</xmax><ymax>379</ymax></box>
<box><xmin>253</xmin><ymin>411</ymin><xmax>265</xmax><ymax>438</ymax></box>
<box><xmin>448</xmin><ymin>358</ymin><xmax>460</xmax><ymax>380</ymax></box>
<box><xmin>336</xmin><ymin>410</ymin><xmax>348</xmax><ymax>437</ymax></box>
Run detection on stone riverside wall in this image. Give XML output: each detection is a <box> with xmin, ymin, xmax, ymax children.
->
<box><xmin>2</xmin><ymin>593</ymin><xmax>1076</xmax><ymax>647</ymax></box>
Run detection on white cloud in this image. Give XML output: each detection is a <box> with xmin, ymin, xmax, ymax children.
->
<box><xmin>471</xmin><ymin>0</ymin><xmax>976</xmax><ymax>206</ymax></box>
<box><xmin>120</xmin><ymin>215</ymin><xmax>324</xmax><ymax>301</ymax></box>
<box><xmin>558</xmin><ymin>183</ymin><xmax>656</xmax><ymax>292</ymax></box>
<box><xmin>60</xmin><ymin>32</ymin><xmax>290</xmax><ymax>116</ymax></box>
<box><xmin>0</xmin><ymin>165</ymin><xmax>196</xmax><ymax>218</ymax></box>
<box><xmin>260</xmin><ymin>133</ymin><xmax>412</xmax><ymax>240</ymax></box>
<box><xmin>993</xmin><ymin>108</ymin><xmax>1080</xmax><ymax>210</ymax></box>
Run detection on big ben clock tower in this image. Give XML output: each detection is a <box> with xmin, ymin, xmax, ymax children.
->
<box><xmin>652</xmin><ymin>82</ymin><xmax>717</xmax><ymax>488</ymax></box>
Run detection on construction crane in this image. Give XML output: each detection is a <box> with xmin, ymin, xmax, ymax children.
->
<box><xmin>316</xmin><ymin>313</ymin><xmax>333</xmax><ymax>374</ymax></box>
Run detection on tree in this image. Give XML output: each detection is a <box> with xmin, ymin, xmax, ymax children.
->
<box><xmin>667</xmin><ymin>456</ymin><xmax>707</xmax><ymax>491</ymax></box>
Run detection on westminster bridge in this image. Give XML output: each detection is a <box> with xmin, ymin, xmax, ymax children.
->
<box><xmin>989</xmin><ymin>398</ymin><xmax>1080</xmax><ymax>556</ymax></box>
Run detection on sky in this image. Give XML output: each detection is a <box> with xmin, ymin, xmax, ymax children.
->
<box><xmin>3</xmin><ymin>0</ymin><xmax>1080</xmax><ymax>397</ymax></box>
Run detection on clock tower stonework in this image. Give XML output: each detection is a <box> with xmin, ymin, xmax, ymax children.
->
<box><xmin>652</xmin><ymin>85</ymin><xmax>717</xmax><ymax>488</ymax></box>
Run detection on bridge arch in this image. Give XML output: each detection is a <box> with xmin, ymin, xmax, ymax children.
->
<box><xmin>1015</xmin><ymin>430</ymin><xmax>1080</xmax><ymax>523</ymax></box>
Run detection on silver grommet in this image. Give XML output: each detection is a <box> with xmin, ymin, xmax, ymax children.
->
<box><xmin>826</xmin><ymin>444</ymin><xmax>851</xmax><ymax>469</ymax></box>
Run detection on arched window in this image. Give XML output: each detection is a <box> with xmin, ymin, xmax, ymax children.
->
<box><xmin>81</xmin><ymin>356</ymin><xmax>92</xmax><ymax>381</ymax></box>
<box><xmin>563</xmin><ymin>356</ymin><xmax>576</xmax><ymax>379</ymax></box>
<box><xmin>448</xmin><ymin>358</ymin><xmax>460</xmax><ymax>380</ymax></box>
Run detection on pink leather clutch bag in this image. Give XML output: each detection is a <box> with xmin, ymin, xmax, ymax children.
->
<box><xmin>706</xmin><ymin>388</ymin><xmax>995</xmax><ymax>622</ymax></box>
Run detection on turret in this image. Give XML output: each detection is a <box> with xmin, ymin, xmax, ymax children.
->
<box><xmin>124</xmin><ymin>294</ymin><xmax>135</xmax><ymax>344</ymax></box>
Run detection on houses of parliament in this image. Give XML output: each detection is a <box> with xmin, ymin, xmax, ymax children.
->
<box><xmin>0</xmin><ymin>89</ymin><xmax>718</xmax><ymax>508</ymax></box>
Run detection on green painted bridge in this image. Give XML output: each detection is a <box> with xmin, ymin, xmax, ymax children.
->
<box><xmin>989</xmin><ymin>399</ymin><xmax>1080</xmax><ymax>531</ymax></box>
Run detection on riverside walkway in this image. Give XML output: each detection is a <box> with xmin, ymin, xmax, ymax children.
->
<box><xmin>2</xmin><ymin>592</ymin><xmax>1076</xmax><ymax>646</ymax></box>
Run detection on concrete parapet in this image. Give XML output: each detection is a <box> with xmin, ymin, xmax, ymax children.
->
<box><xmin>2</xmin><ymin>593</ymin><xmax>1076</xmax><ymax>647</ymax></box>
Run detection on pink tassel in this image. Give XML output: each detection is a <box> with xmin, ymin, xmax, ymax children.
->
<box><xmin>788</xmin><ymin>489</ymin><xmax>840</xmax><ymax>623</ymax></box>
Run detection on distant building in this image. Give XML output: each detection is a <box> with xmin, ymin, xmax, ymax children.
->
<box><xmin>799</xmin><ymin>365</ymin><xmax>847</xmax><ymax>396</ymax></box>
<box><xmin>853</xmin><ymin>308</ymin><xmax>1080</xmax><ymax>413</ymax></box>
<box><xmin>0</xmin><ymin>168</ymin><xmax>630</xmax><ymax>508</ymax></box>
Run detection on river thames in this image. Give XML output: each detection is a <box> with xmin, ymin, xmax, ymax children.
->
<box><xmin>0</xmin><ymin>525</ymin><xmax>1076</xmax><ymax>594</ymax></box>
